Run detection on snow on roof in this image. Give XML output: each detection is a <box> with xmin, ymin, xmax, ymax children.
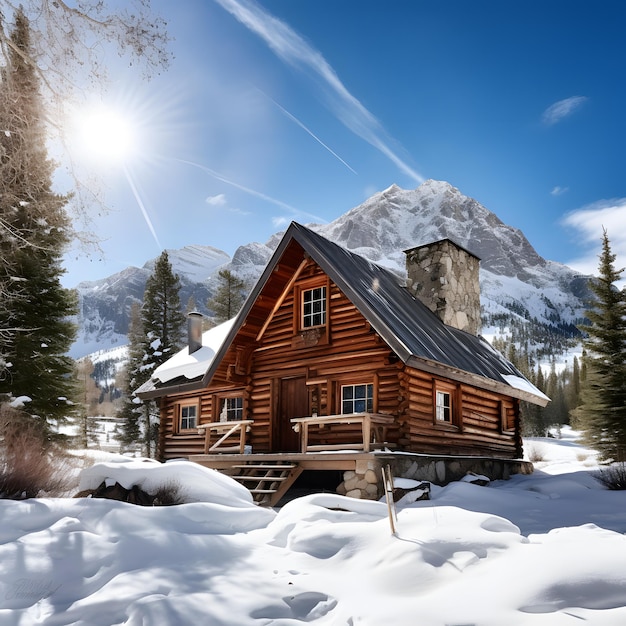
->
<box><xmin>152</xmin><ymin>318</ymin><xmax>235</xmax><ymax>384</ymax></box>
<box><xmin>501</xmin><ymin>374</ymin><xmax>551</xmax><ymax>403</ymax></box>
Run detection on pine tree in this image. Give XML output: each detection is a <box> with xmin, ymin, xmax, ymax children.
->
<box><xmin>0</xmin><ymin>10</ymin><xmax>77</xmax><ymax>434</ymax></box>
<box><xmin>522</xmin><ymin>364</ymin><xmax>548</xmax><ymax>436</ymax></box>
<box><xmin>572</xmin><ymin>230</ymin><xmax>626</xmax><ymax>460</ymax></box>
<box><xmin>73</xmin><ymin>358</ymin><xmax>100</xmax><ymax>449</ymax></box>
<box><xmin>543</xmin><ymin>360</ymin><xmax>566</xmax><ymax>430</ymax></box>
<box><xmin>207</xmin><ymin>269</ymin><xmax>247</xmax><ymax>323</ymax></box>
<box><xmin>117</xmin><ymin>303</ymin><xmax>144</xmax><ymax>452</ymax></box>
<box><xmin>142</xmin><ymin>251</ymin><xmax>185</xmax><ymax>369</ymax></box>
<box><xmin>122</xmin><ymin>252</ymin><xmax>185</xmax><ymax>456</ymax></box>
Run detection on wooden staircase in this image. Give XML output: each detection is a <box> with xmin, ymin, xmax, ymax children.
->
<box><xmin>230</xmin><ymin>461</ymin><xmax>303</xmax><ymax>506</ymax></box>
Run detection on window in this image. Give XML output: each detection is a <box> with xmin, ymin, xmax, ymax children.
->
<box><xmin>435</xmin><ymin>390</ymin><xmax>451</xmax><ymax>423</ymax></box>
<box><xmin>218</xmin><ymin>396</ymin><xmax>244</xmax><ymax>422</ymax></box>
<box><xmin>179</xmin><ymin>404</ymin><xmax>198</xmax><ymax>430</ymax></box>
<box><xmin>302</xmin><ymin>286</ymin><xmax>326</xmax><ymax>328</ymax></box>
<box><xmin>342</xmin><ymin>383</ymin><xmax>374</xmax><ymax>414</ymax></box>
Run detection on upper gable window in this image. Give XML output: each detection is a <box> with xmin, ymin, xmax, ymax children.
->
<box><xmin>302</xmin><ymin>286</ymin><xmax>327</xmax><ymax>328</ymax></box>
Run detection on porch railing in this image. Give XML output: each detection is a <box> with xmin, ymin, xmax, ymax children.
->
<box><xmin>197</xmin><ymin>420</ymin><xmax>253</xmax><ymax>454</ymax></box>
<box><xmin>290</xmin><ymin>413</ymin><xmax>395</xmax><ymax>453</ymax></box>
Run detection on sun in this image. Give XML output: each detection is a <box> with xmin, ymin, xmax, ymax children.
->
<box><xmin>70</xmin><ymin>104</ymin><xmax>138</xmax><ymax>163</ymax></box>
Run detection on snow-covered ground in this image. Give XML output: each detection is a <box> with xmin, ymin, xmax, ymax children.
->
<box><xmin>1</xmin><ymin>428</ymin><xmax>626</xmax><ymax>625</ymax></box>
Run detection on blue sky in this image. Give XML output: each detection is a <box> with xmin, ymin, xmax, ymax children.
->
<box><xmin>62</xmin><ymin>0</ymin><xmax>626</xmax><ymax>287</ymax></box>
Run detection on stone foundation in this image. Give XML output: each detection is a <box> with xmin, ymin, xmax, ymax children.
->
<box><xmin>336</xmin><ymin>467</ymin><xmax>381</xmax><ymax>499</ymax></box>
<box><xmin>335</xmin><ymin>453</ymin><xmax>533</xmax><ymax>500</ymax></box>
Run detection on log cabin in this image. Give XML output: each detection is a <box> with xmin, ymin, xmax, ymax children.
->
<box><xmin>136</xmin><ymin>222</ymin><xmax>548</xmax><ymax>504</ymax></box>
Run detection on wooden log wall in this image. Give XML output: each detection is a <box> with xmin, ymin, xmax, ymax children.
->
<box><xmin>400</xmin><ymin>364</ymin><xmax>519</xmax><ymax>458</ymax></box>
<box><xmin>248</xmin><ymin>262</ymin><xmax>402</xmax><ymax>451</ymax></box>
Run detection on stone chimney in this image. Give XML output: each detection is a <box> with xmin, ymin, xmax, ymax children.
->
<box><xmin>404</xmin><ymin>238</ymin><xmax>481</xmax><ymax>335</ymax></box>
<box><xmin>187</xmin><ymin>311</ymin><xmax>203</xmax><ymax>354</ymax></box>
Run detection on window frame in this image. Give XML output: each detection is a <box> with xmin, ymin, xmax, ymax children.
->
<box><xmin>432</xmin><ymin>380</ymin><xmax>461</xmax><ymax>428</ymax></box>
<box><xmin>340</xmin><ymin>382</ymin><xmax>375</xmax><ymax>414</ymax></box>
<box><xmin>331</xmin><ymin>375</ymin><xmax>377</xmax><ymax>415</ymax></box>
<box><xmin>294</xmin><ymin>277</ymin><xmax>330</xmax><ymax>332</ymax></box>
<box><xmin>301</xmin><ymin>284</ymin><xmax>327</xmax><ymax>329</ymax></box>
<box><xmin>213</xmin><ymin>391</ymin><xmax>246</xmax><ymax>423</ymax></box>
<box><xmin>435</xmin><ymin>390</ymin><xmax>452</xmax><ymax>423</ymax></box>
<box><xmin>500</xmin><ymin>399</ymin><xmax>516</xmax><ymax>433</ymax></box>
<box><xmin>175</xmin><ymin>400</ymin><xmax>200</xmax><ymax>433</ymax></box>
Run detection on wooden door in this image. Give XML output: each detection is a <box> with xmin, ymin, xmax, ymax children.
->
<box><xmin>276</xmin><ymin>376</ymin><xmax>308</xmax><ymax>452</ymax></box>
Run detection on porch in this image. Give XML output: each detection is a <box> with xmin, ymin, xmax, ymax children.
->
<box><xmin>188</xmin><ymin>449</ymin><xmax>533</xmax><ymax>507</ymax></box>
<box><xmin>191</xmin><ymin>414</ymin><xmax>395</xmax><ymax>505</ymax></box>
<box><xmin>189</xmin><ymin>451</ymin><xmax>382</xmax><ymax>506</ymax></box>
<box><xmin>189</xmin><ymin>413</ymin><xmax>532</xmax><ymax>506</ymax></box>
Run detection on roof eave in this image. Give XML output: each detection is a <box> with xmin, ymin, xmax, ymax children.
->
<box><xmin>405</xmin><ymin>355</ymin><xmax>550</xmax><ymax>407</ymax></box>
<box><xmin>136</xmin><ymin>378</ymin><xmax>206</xmax><ymax>400</ymax></box>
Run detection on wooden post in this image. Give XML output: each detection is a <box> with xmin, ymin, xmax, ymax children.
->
<box><xmin>362</xmin><ymin>415</ymin><xmax>372</xmax><ymax>452</ymax></box>
<box><xmin>382</xmin><ymin>464</ymin><xmax>397</xmax><ymax>535</ymax></box>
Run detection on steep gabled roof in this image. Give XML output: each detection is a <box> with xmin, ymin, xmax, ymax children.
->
<box><xmin>137</xmin><ymin>222</ymin><xmax>549</xmax><ymax>406</ymax></box>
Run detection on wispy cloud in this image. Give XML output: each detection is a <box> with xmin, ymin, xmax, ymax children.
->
<box><xmin>178</xmin><ymin>158</ymin><xmax>326</xmax><ymax>224</ymax></box>
<box><xmin>213</xmin><ymin>0</ymin><xmax>423</xmax><ymax>184</ymax></box>
<box><xmin>206</xmin><ymin>193</ymin><xmax>227</xmax><ymax>206</ymax></box>
<box><xmin>206</xmin><ymin>193</ymin><xmax>251</xmax><ymax>216</ymax></box>
<box><xmin>562</xmin><ymin>199</ymin><xmax>626</xmax><ymax>284</ymax></box>
<box><xmin>542</xmin><ymin>96</ymin><xmax>588</xmax><ymax>126</ymax></box>
<box><xmin>550</xmin><ymin>186</ymin><xmax>569</xmax><ymax>196</ymax></box>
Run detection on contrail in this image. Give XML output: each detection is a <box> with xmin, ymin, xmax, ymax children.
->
<box><xmin>175</xmin><ymin>158</ymin><xmax>328</xmax><ymax>223</ymax></box>
<box><xmin>123</xmin><ymin>165</ymin><xmax>163</xmax><ymax>250</ymax></box>
<box><xmin>213</xmin><ymin>0</ymin><xmax>424</xmax><ymax>184</ymax></box>
<box><xmin>260</xmin><ymin>90</ymin><xmax>357</xmax><ymax>175</ymax></box>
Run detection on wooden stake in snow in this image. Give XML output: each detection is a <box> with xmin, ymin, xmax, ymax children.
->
<box><xmin>382</xmin><ymin>465</ymin><xmax>398</xmax><ymax>535</ymax></box>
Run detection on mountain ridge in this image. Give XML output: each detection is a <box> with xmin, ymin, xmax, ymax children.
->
<box><xmin>72</xmin><ymin>180</ymin><xmax>590</xmax><ymax>363</ymax></box>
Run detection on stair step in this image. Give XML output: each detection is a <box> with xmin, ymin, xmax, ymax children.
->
<box><xmin>236</xmin><ymin>475</ymin><xmax>289</xmax><ymax>482</ymax></box>
<box><xmin>218</xmin><ymin>461</ymin><xmax>303</xmax><ymax>506</ymax></box>
<box><xmin>231</xmin><ymin>464</ymin><xmax>298</xmax><ymax>470</ymax></box>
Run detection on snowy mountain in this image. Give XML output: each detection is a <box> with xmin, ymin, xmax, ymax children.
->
<box><xmin>233</xmin><ymin>180</ymin><xmax>590</xmax><ymax>356</ymax></box>
<box><xmin>70</xmin><ymin>245</ymin><xmax>229</xmax><ymax>358</ymax></box>
<box><xmin>71</xmin><ymin>180</ymin><xmax>591</xmax><ymax>362</ymax></box>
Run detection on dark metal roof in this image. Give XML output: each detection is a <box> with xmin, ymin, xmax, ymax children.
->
<box><xmin>138</xmin><ymin>222</ymin><xmax>548</xmax><ymax>405</ymax></box>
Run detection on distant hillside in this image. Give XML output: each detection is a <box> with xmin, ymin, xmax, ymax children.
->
<box><xmin>71</xmin><ymin>245</ymin><xmax>229</xmax><ymax>358</ymax></box>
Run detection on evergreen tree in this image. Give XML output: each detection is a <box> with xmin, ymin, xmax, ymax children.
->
<box><xmin>117</xmin><ymin>303</ymin><xmax>144</xmax><ymax>451</ymax></box>
<box><xmin>572</xmin><ymin>230</ymin><xmax>626</xmax><ymax>460</ymax></box>
<box><xmin>0</xmin><ymin>10</ymin><xmax>77</xmax><ymax>433</ymax></box>
<box><xmin>136</xmin><ymin>252</ymin><xmax>185</xmax><ymax>457</ymax></box>
<box><xmin>523</xmin><ymin>365</ymin><xmax>547</xmax><ymax>436</ymax></box>
<box><xmin>207</xmin><ymin>269</ymin><xmax>247</xmax><ymax>323</ymax></box>
<box><xmin>142</xmin><ymin>251</ymin><xmax>185</xmax><ymax>369</ymax></box>
<box><xmin>73</xmin><ymin>358</ymin><xmax>99</xmax><ymax>449</ymax></box>
<box><xmin>543</xmin><ymin>360</ymin><xmax>566</xmax><ymax>429</ymax></box>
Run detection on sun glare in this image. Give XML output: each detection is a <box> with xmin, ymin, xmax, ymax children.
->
<box><xmin>72</xmin><ymin>105</ymin><xmax>138</xmax><ymax>163</ymax></box>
